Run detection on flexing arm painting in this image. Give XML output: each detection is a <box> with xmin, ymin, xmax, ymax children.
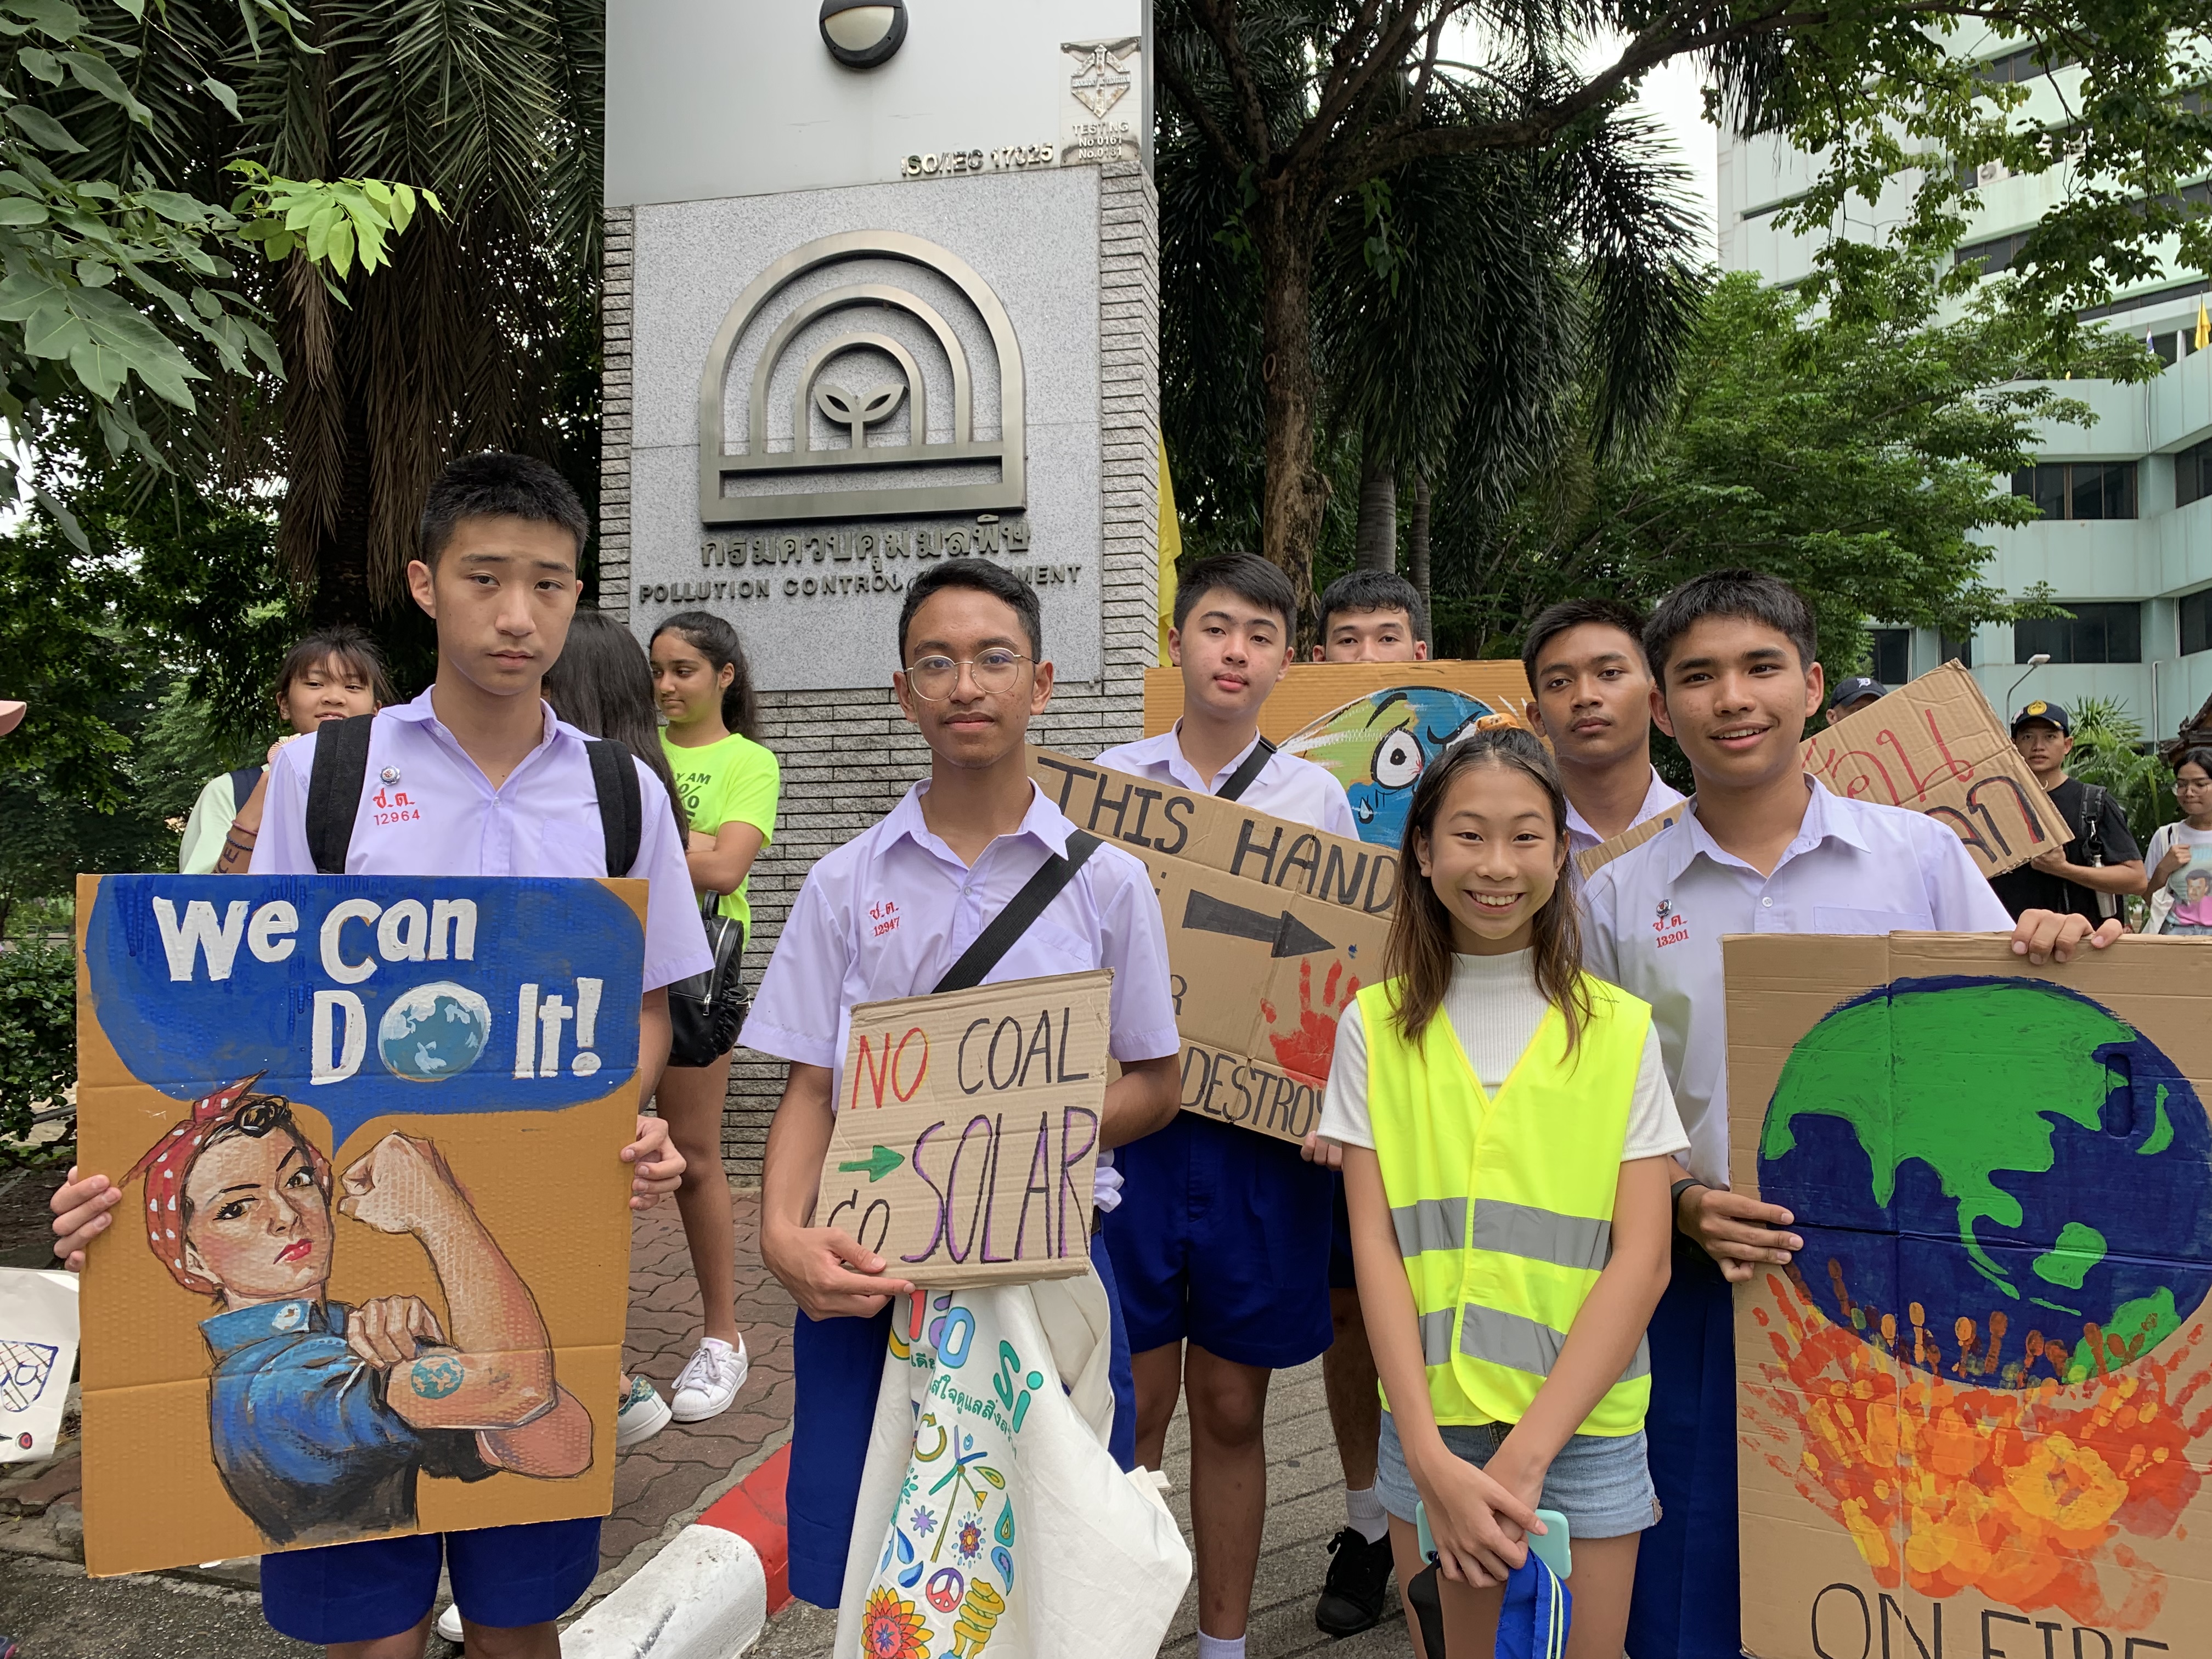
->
<box><xmin>129</xmin><ymin>1079</ymin><xmax>592</xmax><ymax>1547</ymax></box>
<box><xmin>76</xmin><ymin>873</ymin><xmax>646</xmax><ymax>1577</ymax></box>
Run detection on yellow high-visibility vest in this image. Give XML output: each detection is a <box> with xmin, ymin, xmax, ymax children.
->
<box><xmin>1359</xmin><ymin>973</ymin><xmax>1652</xmax><ymax>1435</ymax></box>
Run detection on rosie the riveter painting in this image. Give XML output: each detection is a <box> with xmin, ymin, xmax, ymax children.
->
<box><xmin>75</xmin><ymin>873</ymin><xmax>646</xmax><ymax>1579</ymax></box>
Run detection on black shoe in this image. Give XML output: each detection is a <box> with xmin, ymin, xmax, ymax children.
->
<box><xmin>1315</xmin><ymin>1524</ymin><xmax>1395</xmax><ymax>1637</ymax></box>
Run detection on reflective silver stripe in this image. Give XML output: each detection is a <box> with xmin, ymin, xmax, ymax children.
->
<box><xmin>1471</xmin><ymin>1200</ymin><xmax>1611</xmax><ymax>1272</ymax></box>
<box><xmin>1391</xmin><ymin>1196</ymin><xmax>1468</xmax><ymax>1259</ymax></box>
<box><xmin>1459</xmin><ymin>1304</ymin><xmax>1567</xmax><ymax>1376</ymax></box>
<box><xmin>1419</xmin><ymin>1308</ymin><xmax>1455</xmax><ymax>1367</ymax></box>
<box><xmin>1458</xmin><ymin>1304</ymin><xmax>1652</xmax><ymax>1386</ymax></box>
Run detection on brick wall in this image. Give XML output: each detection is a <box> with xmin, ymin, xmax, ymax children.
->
<box><xmin>601</xmin><ymin>162</ymin><xmax>1160</xmax><ymax>1178</ymax></box>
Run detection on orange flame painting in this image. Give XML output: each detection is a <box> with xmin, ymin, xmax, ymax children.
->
<box><xmin>1743</xmin><ymin>1266</ymin><xmax>2212</xmax><ymax>1629</ymax></box>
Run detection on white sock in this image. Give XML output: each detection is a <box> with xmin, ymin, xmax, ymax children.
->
<box><xmin>1346</xmin><ymin>1484</ymin><xmax>1388</xmax><ymax>1544</ymax></box>
<box><xmin>1197</xmin><ymin>1633</ymin><xmax>1246</xmax><ymax>1659</ymax></box>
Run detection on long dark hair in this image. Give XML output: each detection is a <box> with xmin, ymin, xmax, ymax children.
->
<box><xmin>545</xmin><ymin>610</ymin><xmax>687</xmax><ymax>838</ymax></box>
<box><xmin>651</xmin><ymin>611</ymin><xmax>760</xmax><ymax>740</ymax></box>
<box><xmin>1383</xmin><ymin>727</ymin><xmax>1592</xmax><ymax>1057</ymax></box>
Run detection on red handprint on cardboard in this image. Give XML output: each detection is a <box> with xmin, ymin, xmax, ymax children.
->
<box><xmin>1260</xmin><ymin>958</ymin><xmax>1359</xmax><ymax>1087</ymax></box>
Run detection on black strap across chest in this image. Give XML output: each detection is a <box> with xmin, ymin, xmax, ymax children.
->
<box><xmin>933</xmin><ymin>831</ymin><xmax>1103</xmax><ymax>994</ymax></box>
<box><xmin>1215</xmin><ymin>737</ymin><xmax>1277</xmax><ymax>803</ymax></box>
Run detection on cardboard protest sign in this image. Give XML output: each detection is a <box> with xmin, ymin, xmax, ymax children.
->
<box><xmin>1</xmin><ymin>1268</ymin><xmax>78</xmax><ymax>1463</ymax></box>
<box><xmin>1801</xmin><ymin>662</ymin><xmax>2070</xmax><ymax>878</ymax></box>
<box><xmin>1573</xmin><ymin>801</ymin><xmax>1688</xmax><ymax>881</ymax></box>
<box><xmin>1143</xmin><ymin>662</ymin><xmax>1533</xmax><ymax>849</ymax></box>
<box><xmin>1726</xmin><ymin>932</ymin><xmax>2212</xmax><ymax>1659</ymax></box>
<box><xmin>816</xmin><ymin>970</ymin><xmax>1112</xmax><ymax>1287</ymax></box>
<box><xmin>1030</xmin><ymin>750</ymin><xmax>1396</xmax><ymax>1144</ymax></box>
<box><xmin>75</xmin><ymin>873</ymin><xmax>645</xmax><ymax>1578</ymax></box>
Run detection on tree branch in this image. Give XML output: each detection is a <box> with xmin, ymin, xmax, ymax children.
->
<box><xmin>1188</xmin><ymin>0</ymin><xmax>1276</xmax><ymax>164</ymax></box>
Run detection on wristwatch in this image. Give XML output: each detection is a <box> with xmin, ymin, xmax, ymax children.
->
<box><xmin>1669</xmin><ymin>1176</ymin><xmax>1706</xmax><ymax>1234</ymax></box>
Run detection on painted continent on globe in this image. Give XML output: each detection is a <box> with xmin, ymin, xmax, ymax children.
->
<box><xmin>1757</xmin><ymin>976</ymin><xmax>2212</xmax><ymax>1384</ymax></box>
<box><xmin>376</xmin><ymin>981</ymin><xmax>493</xmax><ymax>1084</ymax></box>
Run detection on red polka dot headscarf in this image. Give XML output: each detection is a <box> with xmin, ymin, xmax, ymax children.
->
<box><xmin>125</xmin><ymin>1075</ymin><xmax>332</xmax><ymax>1294</ymax></box>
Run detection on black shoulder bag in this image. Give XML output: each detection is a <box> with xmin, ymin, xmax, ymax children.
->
<box><xmin>2077</xmin><ymin>782</ymin><xmax>2119</xmax><ymax>922</ymax></box>
<box><xmin>668</xmin><ymin>894</ymin><xmax>750</xmax><ymax>1068</ymax></box>
<box><xmin>1214</xmin><ymin>737</ymin><xmax>1276</xmax><ymax>804</ymax></box>
<box><xmin>933</xmin><ymin>832</ymin><xmax>1103</xmax><ymax>994</ymax></box>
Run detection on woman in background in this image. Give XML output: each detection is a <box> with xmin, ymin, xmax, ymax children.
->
<box><xmin>193</xmin><ymin>627</ymin><xmax>392</xmax><ymax>874</ymax></box>
<box><xmin>639</xmin><ymin>610</ymin><xmax>777</xmax><ymax>1426</ymax></box>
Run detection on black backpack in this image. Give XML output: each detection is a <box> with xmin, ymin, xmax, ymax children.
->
<box><xmin>303</xmin><ymin>713</ymin><xmax>642</xmax><ymax>877</ymax></box>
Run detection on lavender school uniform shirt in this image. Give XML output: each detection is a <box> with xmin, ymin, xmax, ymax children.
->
<box><xmin>251</xmin><ymin>691</ymin><xmax>712</xmax><ymax>993</ymax></box>
<box><xmin>1093</xmin><ymin>726</ymin><xmax>1359</xmax><ymax>840</ymax></box>
<box><xmin>741</xmin><ymin>781</ymin><xmax>1181</xmax><ymax>1136</ymax></box>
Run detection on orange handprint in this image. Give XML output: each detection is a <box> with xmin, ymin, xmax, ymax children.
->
<box><xmin>1260</xmin><ymin>958</ymin><xmax>1359</xmax><ymax>1087</ymax></box>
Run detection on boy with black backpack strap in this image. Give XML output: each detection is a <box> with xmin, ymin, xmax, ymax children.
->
<box><xmin>55</xmin><ymin>453</ymin><xmax>708</xmax><ymax>1659</ymax></box>
<box><xmin>1990</xmin><ymin>700</ymin><xmax>2145</xmax><ymax>922</ymax></box>
<box><xmin>744</xmin><ymin>558</ymin><xmax>1183</xmax><ymax>1611</ymax></box>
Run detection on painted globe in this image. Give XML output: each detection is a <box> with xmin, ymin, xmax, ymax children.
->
<box><xmin>1756</xmin><ymin>977</ymin><xmax>2212</xmax><ymax>1385</ymax></box>
<box><xmin>376</xmin><ymin>981</ymin><xmax>492</xmax><ymax>1084</ymax></box>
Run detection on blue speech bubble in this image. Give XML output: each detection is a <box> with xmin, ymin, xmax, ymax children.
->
<box><xmin>86</xmin><ymin>875</ymin><xmax>644</xmax><ymax>1147</ymax></box>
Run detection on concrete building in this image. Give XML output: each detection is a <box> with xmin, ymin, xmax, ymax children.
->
<box><xmin>1717</xmin><ymin>41</ymin><xmax>2212</xmax><ymax>738</ymax></box>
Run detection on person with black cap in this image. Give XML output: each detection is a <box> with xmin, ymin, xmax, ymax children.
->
<box><xmin>1989</xmin><ymin>699</ymin><xmax>2146</xmax><ymax>921</ymax></box>
<box><xmin>1827</xmin><ymin>676</ymin><xmax>1887</xmax><ymax>718</ymax></box>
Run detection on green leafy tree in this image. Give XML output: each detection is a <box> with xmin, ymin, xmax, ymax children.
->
<box><xmin>1434</xmin><ymin>259</ymin><xmax>2155</xmax><ymax>663</ymax></box>
<box><xmin>0</xmin><ymin>935</ymin><xmax>74</xmax><ymax>1139</ymax></box>
<box><xmin>1158</xmin><ymin>0</ymin><xmax>2212</xmax><ymax>599</ymax></box>
<box><xmin>2068</xmin><ymin>695</ymin><xmax>2181</xmax><ymax>848</ymax></box>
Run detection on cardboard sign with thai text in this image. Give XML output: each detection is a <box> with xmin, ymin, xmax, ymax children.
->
<box><xmin>76</xmin><ymin>874</ymin><xmax>643</xmax><ymax>1579</ymax></box>
<box><xmin>1801</xmin><ymin>662</ymin><xmax>2069</xmax><ymax>878</ymax></box>
<box><xmin>1030</xmin><ymin>749</ymin><xmax>1396</xmax><ymax>1144</ymax></box>
<box><xmin>1144</xmin><ymin>661</ymin><xmax>1533</xmax><ymax>850</ymax></box>
<box><xmin>816</xmin><ymin>970</ymin><xmax>1111</xmax><ymax>1286</ymax></box>
<box><xmin>1726</xmin><ymin>933</ymin><xmax>2212</xmax><ymax>1659</ymax></box>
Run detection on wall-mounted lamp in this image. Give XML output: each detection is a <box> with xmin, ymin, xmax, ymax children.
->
<box><xmin>820</xmin><ymin>0</ymin><xmax>907</xmax><ymax>69</ymax></box>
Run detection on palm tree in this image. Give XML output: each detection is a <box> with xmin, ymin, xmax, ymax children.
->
<box><xmin>31</xmin><ymin>0</ymin><xmax>603</xmax><ymax>640</ymax></box>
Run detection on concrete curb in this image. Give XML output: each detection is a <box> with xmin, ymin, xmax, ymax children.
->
<box><xmin>562</xmin><ymin>1445</ymin><xmax>793</xmax><ymax>1658</ymax></box>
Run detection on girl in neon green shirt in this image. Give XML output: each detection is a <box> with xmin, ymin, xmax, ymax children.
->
<box><xmin>647</xmin><ymin>611</ymin><xmax>778</xmax><ymax>1424</ymax></box>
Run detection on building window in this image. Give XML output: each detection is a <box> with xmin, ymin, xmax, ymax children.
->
<box><xmin>1940</xmin><ymin>631</ymin><xmax>1974</xmax><ymax>669</ymax></box>
<box><xmin>1976</xmin><ymin>44</ymin><xmax>2074</xmax><ymax>83</ymax></box>
<box><xmin>1960</xmin><ymin>230</ymin><xmax>2033</xmax><ymax>274</ymax></box>
<box><xmin>2183</xmin><ymin>590</ymin><xmax>2212</xmax><ymax>657</ymax></box>
<box><xmin>1870</xmin><ymin>629</ymin><xmax>1912</xmax><ymax>685</ymax></box>
<box><xmin>2179</xmin><ymin>438</ymin><xmax>2212</xmax><ymax>509</ymax></box>
<box><xmin>2012</xmin><ymin>461</ymin><xmax>2138</xmax><ymax>519</ymax></box>
<box><xmin>2015</xmin><ymin>602</ymin><xmax>2144</xmax><ymax>664</ymax></box>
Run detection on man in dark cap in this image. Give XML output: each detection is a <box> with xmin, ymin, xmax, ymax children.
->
<box><xmin>1989</xmin><ymin>699</ymin><xmax>2145</xmax><ymax>919</ymax></box>
<box><xmin>1826</xmin><ymin>675</ymin><xmax>1887</xmax><ymax>718</ymax></box>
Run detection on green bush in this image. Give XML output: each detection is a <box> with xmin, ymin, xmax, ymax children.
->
<box><xmin>0</xmin><ymin>936</ymin><xmax>75</xmax><ymax>1144</ymax></box>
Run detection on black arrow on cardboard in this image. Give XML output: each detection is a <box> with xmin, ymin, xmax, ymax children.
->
<box><xmin>1183</xmin><ymin>891</ymin><xmax>1336</xmax><ymax>958</ymax></box>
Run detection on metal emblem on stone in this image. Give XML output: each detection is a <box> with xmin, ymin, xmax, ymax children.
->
<box><xmin>696</xmin><ymin>229</ymin><xmax>1025</xmax><ymax>524</ymax></box>
<box><xmin>1063</xmin><ymin>37</ymin><xmax>1139</xmax><ymax>119</ymax></box>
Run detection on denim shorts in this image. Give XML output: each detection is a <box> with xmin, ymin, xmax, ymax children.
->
<box><xmin>1376</xmin><ymin>1410</ymin><xmax>1660</xmax><ymax>1541</ymax></box>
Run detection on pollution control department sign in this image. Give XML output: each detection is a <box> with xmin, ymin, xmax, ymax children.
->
<box><xmin>623</xmin><ymin>167</ymin><xmax>1110</xmax><ymax>690</ymax></box>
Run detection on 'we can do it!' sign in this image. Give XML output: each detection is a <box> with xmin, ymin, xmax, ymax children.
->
<box><xmin>79</xmin><ymin>876</ymin><xmax>646</xmax><ymax>1147</ymax></box>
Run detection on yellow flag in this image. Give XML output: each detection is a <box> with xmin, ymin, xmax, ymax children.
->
<box><xmin>2195</xmin><ymin>297</ymin><xmax>2209</xmax><ymax>352</ymax></box>
<box><xmin>1158</xmin><ymin>439</ymin><xmax>1181</xmax><ymax>667</ymax></box>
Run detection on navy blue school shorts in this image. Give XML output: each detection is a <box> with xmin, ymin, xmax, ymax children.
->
<box><xmin>1104</xmin><ymin>1112</ymin><xmax>1334</xmax><ymax>1370</ymax></box>
<box><xmin>258</xmin><ymin>1515</ymin><xmax>601</xmax><ymax>1645</ymax></box>
<box><xmin>1328</xmin><ymin>1171</ymin><xmax>1359</xmax><ymax>1291</ymax></box>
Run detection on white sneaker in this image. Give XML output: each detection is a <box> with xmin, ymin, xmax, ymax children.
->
<box><xmin>434</xmin><ymin>1601</ymin><xmax>464</xmax><ymax>1643</ymax></box>
<box><xmin>670</xmin><ymin>1336</ymin><xmax>750</xmax><ymax>1423</ymax></box>
<box><xmin>616</xmin><ymin>1373</ymin><xmax>672</xmax><ymax>1449</ymax></box>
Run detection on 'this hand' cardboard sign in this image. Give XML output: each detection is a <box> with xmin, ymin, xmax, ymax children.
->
<box><xmin>818</xmin><ymin>970</ymin><xmax>1113</xmax><ymax>1286</ymax></box>
<box><xmin>1030</xmin><ymin>749</ymin><xmax>1397</xmax><ymax>1144</ymax></box>
<box><xmin>1725</xmin><ymin>933</ymin><xmax>2212</xmax><ymax>1659</ymax></box>
<box><xmin>76</xmin><ymin>874</ymin><xmax>643</xmax><ymax>1579</ymax></box>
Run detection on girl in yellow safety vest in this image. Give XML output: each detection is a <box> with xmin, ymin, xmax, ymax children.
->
<box><xmin>1320</xmin><ymin>727</ymin><xmax>1689</xmax><ymax>1659</ymax></box>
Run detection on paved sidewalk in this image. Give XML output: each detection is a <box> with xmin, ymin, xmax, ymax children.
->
<box><xmin>0</xmin><ymin>1180</ymin><xmax>792</xmax><ymax>1649</ymax></box>
<box><xmin>754</xmin><ymin>1352</ymin><xmax>1413</xmax><ymax>1657</ymax></box>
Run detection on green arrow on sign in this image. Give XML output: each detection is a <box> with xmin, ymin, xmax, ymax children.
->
<box><xmin>838</xmin><ymin>1145</ymin><xmax>904</xmax><ymax>1182</ymax></box>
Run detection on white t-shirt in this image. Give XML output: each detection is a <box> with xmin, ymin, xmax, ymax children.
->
<box><xmin>2143</xmin><ymin>821</ymin><xmax>2212</xmax><ymax>934</ymax></box>
<box><xmin>1319</xmin><ymin>950</ymin><xmax>1689</xmax><ymax>1162</ymax></box>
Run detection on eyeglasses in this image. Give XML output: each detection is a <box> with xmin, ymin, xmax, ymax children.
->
<box><xmin>2174</xmin><ymin>776</ymin><xmax>2212</xmax><ymax>793</ymax></box>
<box><xmin>901</xmin><ymin>651</ymin><xmax>1030</xmax><ymax>701</ymax></box>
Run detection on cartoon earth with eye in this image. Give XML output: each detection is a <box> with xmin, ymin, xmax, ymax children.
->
<box><xmin>1756</xmin><ymin>977</ymin><xmax>2212</xmax><ymax>1384</ymax></box>
<box><xmin>1282</xmin><ymin>687</ymin><xmax>1496</xmax><ymax>848</ymax></box>
<box><xmin>377</xmin><ymin>982</ymin><xmax>493</xmax><ymax>1083</ymax></box>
